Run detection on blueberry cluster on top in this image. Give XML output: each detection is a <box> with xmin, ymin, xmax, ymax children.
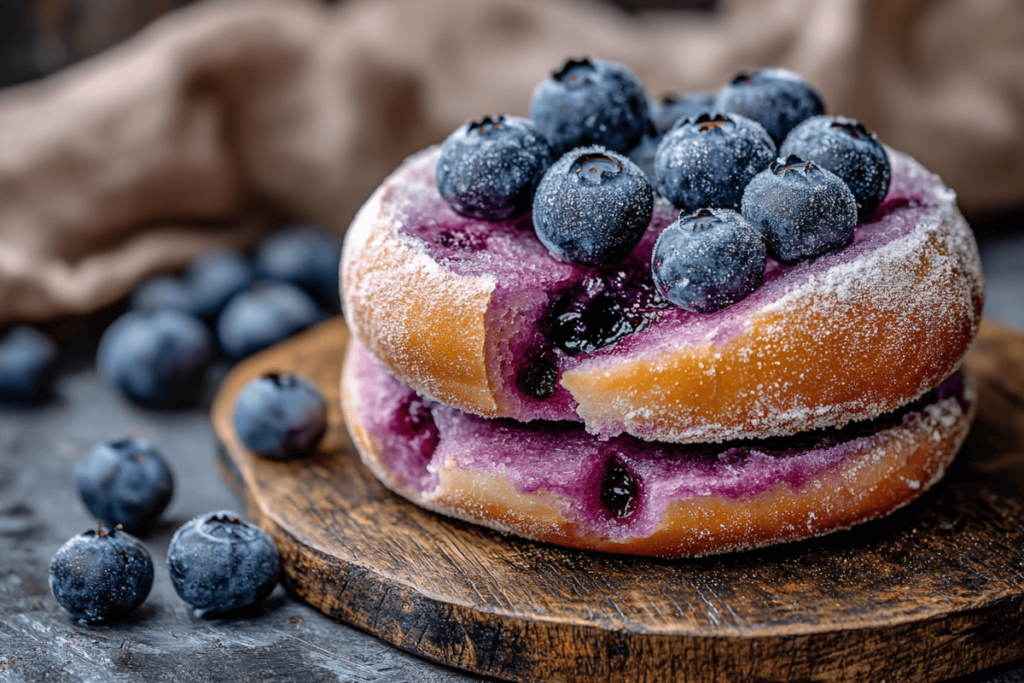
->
<box><xmin>436</xmin><ymin>58</ymin><xmax>891</xmax><ymax>317</ymax></box>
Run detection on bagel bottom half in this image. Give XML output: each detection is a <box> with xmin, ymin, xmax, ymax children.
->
<box><xmin>341</xmin><ymin>340</ymin><xmax>975</xmax><ymax>558</ymax></box>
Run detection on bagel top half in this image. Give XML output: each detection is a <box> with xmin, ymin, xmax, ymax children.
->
<box><xmin>341</xmin><ymin>146</ymin><xmax>984</xmax><ymax>444</ymax></box>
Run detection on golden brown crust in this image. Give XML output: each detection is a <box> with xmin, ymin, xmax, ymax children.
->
<box><xmin>341</xmin><ymin>343</ymin><xmax>976</xmax><ymax>558</ymax></box>
<box><xmin>341</xmin><ymin>147</ymin><xmax>984</xmax><ymax>443</ymax></box>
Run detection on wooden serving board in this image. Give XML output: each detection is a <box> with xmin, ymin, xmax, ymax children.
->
<box><xmin>213</xmin><ymin>317</ymin><xmax>1024</xmax><ymax>683</ymax></box>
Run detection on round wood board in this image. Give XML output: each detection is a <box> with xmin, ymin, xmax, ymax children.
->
<box><xmin>213</xmin><ymin>317</ymin><xmax>1024</xmax><ymax>683</ymax></box>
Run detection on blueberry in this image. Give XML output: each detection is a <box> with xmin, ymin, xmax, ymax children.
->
<box><xmin>97</xmin><ymin>310</ymin><xmax>212</xmax><ymax>407</ymax></box>
<box><xmin>130</xmin><ymin>275</ymin><xmax>194</xmax><ymax>314</ymax></box>
<box><xmin>217</xmin><ymin>282</ymin><xmax>322</xmax><ymax>359</ymax></box>
<box><xmin>654</xmin><ymin>112</ymin><xmax>776</xmax><ymax>213</ymax></box>
<box><xmin>649</xmin><ymin>91</ymin><xmax>715</xmax><ymax>135</ymax></box>
<box><xmin>530</xmin><ymin>58</ymin><xmax>649</xmax><ymax>155</ymax></box>
<box><xmin>187</xmin><ymin>251</ymin><xmax>255</xmax><ymax>320</ymax></box>
<box><xmin>49</xmin><ymin>526</ymin><xmax>154</xmax><ymax>621</ymax></box>
<box><xmin>255</xmin><ymin>228</ymin><xmax>342</xmax><ymax>310</ymax></box>
<box><xmin>533</xmin><ymin>146</ymin><xmax>653</xmax><ymax>265</ymax></box>
<box><xmin>0</xmin><ymin>326</ymin><xmax>58</xmax><ymax>402</ymax></box>
<box><xmin>168</xmin><ymin>510</ymin><xmax>280</xmax><ymax>613</ymax></box>
<box><xmin>436</xmin><ymin>115</ymin><xmax>553</xmax><ymax>222</ymax></box>
<box><xmin>652</xmin><ymin>208</ymin><xmax>767</xmax><ymax>313</ymax></box>
<box><xmin>780</xmin><ymin>115</ymin><xmax>891</xmax><ymax>216</ymax></box>
<box><xmin>75</xmin><ymin>438</ymin><xmax>173</xmax><ymax>532</ymax></box>
<box><xmin>233</xmin><ymin>373</ymin><xmax>327</xmax><ymax>460</ymax></box>
<box><xmin>714</xmin><ymin>68</ymin><xmax>825</xmax><ymax>145</ymax></box>
<box><xmin>741</xmin><ymin>155</ymin><xmax>858</xmax><ymax>265</ymax></box>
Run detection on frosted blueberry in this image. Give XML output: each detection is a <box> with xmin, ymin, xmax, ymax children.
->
<box><xmin>436</xmin><ymin>115</ymin><xmax>553</xmax><ymax>222</ymax></box>
<box><xmin>75</xmin><ymin>438</ymin><xmax>174</xmax><ymax>532</ymax></box>
<box><xmin>654</xmin><ymin>112</ymin><xmax>776</xmax><ymax>213</ymax></box>
<box><xmin>530</xmin><ymin>58</ymin><xmax>649</xmax><ymax>155</ymax></box>
<box><xmin>233</xmin><ymin>373</ymin><xmax>327</xmax><ymax>460</ymax></box>
<box><xmin>168</xmin><ymin>511</ymin><xmax>280</xmax><ymax>614</ymax></box>
<box><xmin>741</xmin><ymin>155</ymin><xmax>858</xmax><ymax>264</ymax></box>
<box><xmin>49</xmin><ymin>526</ymin><xmax>154</xmax><ymax>621</ymax></box>
<box><xmin>780</xmin><ymin>115</ymin><xmax>891</xmax><ymax>216</ymax></box>
<box><xmin>715</xmin><ymin>68</ymin><xmax>825</xmax><ymax>145</ymax></box>
<box><xmin>652</xmin><ymin>208</ymin><xmax>767</xmax><ymax>313</ymax></box>
<box><xmin>533</xmin><ymin>146</ymin><xmax>653</xmax><ymax>265</ymax></box>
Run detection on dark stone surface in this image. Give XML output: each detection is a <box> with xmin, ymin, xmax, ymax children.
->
<box><xmin>0</xmin><ymin>368</ymin><xmax>481</xmax><ymax>683</ymax></box>
<box><xmin>0</xmin><ymin>230</ymin><xmax>1021</xmax><ymax>682</ymax></box>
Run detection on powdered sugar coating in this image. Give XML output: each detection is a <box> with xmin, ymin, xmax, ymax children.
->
<box><xmin>345</xmin><ymin>341</ymin><xmax>972</xmax><ymax>550</ymax></box>
<box><xmin>341</xmin><ymin>146</ymin><xmax>983</xmax><ymax>443</ymax></box>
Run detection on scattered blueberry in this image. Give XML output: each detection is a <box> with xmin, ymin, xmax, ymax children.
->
<box><xmin>233</xmin><ymin>373</ymin><xmax>327</xmax><ymax>460</ymax></box>
<box><xmin>49</xmin><ymin>525</ymin><xmax>154</xmax><ymax>621</ymax></box>
<box><xmin>0</xmin><ymin>326</ymin><xmax>58</xmax><ymax>402</ymax></box>
<box><xmin>436</xmin><ymin>115</ymin><xmax>553</xmax><ymax>221</ymax></box>
<box><xmin>741</xmin><ymin>155</ymin><xmax>858</xmax><ymax>265</ymax></box>
<box><xmin>217</xmin><ymin>282</ymin><xmax>322</xmax><ymax>359</ymax></box>
<box><xmin>130</xmin><ymin>275</ymin><xmax>194</xmax><ymax>314</ymax></box>
<box><xmin>652</xmin><ymin>208</ymin><xmax>767</xmax><ymax>313</ymax></box>
<box><xmin>780</xmin><ymin>115</ymin><xmax>891</xmax><ymax>216</ymax></box>
<box><xmin>654</xmin><ymin>112</ymin><xmax>776</xmax><ymax>213</ymax></box>
<box><xmin>649</xmin><ymin>91</ymin><xmax>715</xmax><ymax>135</ymax></box>
<box><xmin>75</xmin><ymin>438</ymin><xmax>174</xmax><ymax>532</ymax></box>
<box><xmin>168</xmin><ymin>510</ymin><xmax>280</xmax><ymax>614</ymax></box>
<box><xmin>97</xmin><ymin>310</ymin><xmax>212</xmax><ymax>407</ymax></box>
<box><xmin>186</xmin><ymin>251</ymin><xmax>255</xmax><ymax>320</ymax></box>
<box><xmin>533</xmin><ymin>146</ymin><xmax>653</xmax><ymax>265</ymax></box>
<box><xmin>530</xmin><ymin>58</ymin><xmax>649</xmax><ymax>155</ymax></box>
<box><xmin>715</xmin><ymin>68</ymin><xmax>825</xmax><ymax>145</ymax></box>
<box><xmin>255</xmin><ymin>228</ymin><xmax>342</xmax><ymax>310</ymax></box>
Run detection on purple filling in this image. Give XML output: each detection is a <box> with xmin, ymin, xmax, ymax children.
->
<box><xmin>349</xmin><ymin>342</ymin><xmax>966</xmax><ymax>539</ymax></box>
<box><xmin>391</xmin><ymin>148</ymin><xmax>949</xmax><ymax>415</ymax></box>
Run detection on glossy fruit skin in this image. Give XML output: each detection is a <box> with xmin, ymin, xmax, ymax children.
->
<box><xmin>652</xmin><ymin>208</ymin><xmax>767</xmax><ymax>313</ymax></box>
<box><xmin>530</xmin><ymin>58</ymin><xmax>649</xmax><ymax>155</ymax></box>
<box><xmin>741</xmin><ymin>155</ymin><xmax>858</xmax><ymax>265</ymax></box>
<box><xmin>780</xmin><ymin>115</ymin><xmax>891</xmax><ymax>216</ymax></box>
<box><xmin>533</xmin><ymin>146</ymin><xmax>653</xmax><ymax>265</ymax></box>
<box><xmin>75</xmin><ymin>438</ymin><xmax>174</xmax><ymax>532</ymax></box>
<box><xmin>97</xmin><ymin>310</ymin><xmax>212</xmax><ymax>407</ymax></box>
<box><xmin>186</xmin><ymin>251</ymin><xmax>255</xmax><ymax>320</ymax></box>
<box><xmin>649</xmin><ymin>91</ymin><xmax>715</xmax><ymax>135</ymax></box>
<box><xmin>233</xmin><ymin>373</ymin><xmax>327</xmax><ymax>460</ymax></box>
<box><xmin>49</xmin><ymin>527</ymin><xmax>154</xmax><ymax>621</ymax></box>
<box><xmin>217</xmin><ymin>282</ymin><xmax>322</xmax><ymax>359</ymax></box>
<box><xmin>436</xmin><ymin>115</ymin><xmax>553</xmax><ymax>222</ymax></box>
<box><xmin>654</xmin><ymin>112</ymin><xmax>776</xmax><ymax>213</ymax></box>
<box><xmin>0</xmin><ymin>326</ymin><xmax>58</xmax><ymax>402</ymax></box>
<box><xmin>715</xmin><ymin>68</ymin><xmax>825</xmax><ymax>145</ymax></box>
<box><xmin>255</xmin><ymin>228</ymin><xmax>343</xmax><ymax>310</ymax></box>
<box><xmin>168</xmin><ymin>510</ymin><xmax>280</xmax><ymax>613</ymax></box>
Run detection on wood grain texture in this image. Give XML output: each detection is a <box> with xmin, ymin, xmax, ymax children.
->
<box><xmin>213</xmin><ymin>317</ymin><xmax>1024</xmax><ymax>683</ymax></box>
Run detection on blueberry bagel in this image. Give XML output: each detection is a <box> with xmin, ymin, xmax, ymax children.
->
<box><xmin>341</xmin><ymin>146</ymin><xmax>983</xmax><ymax>443</ymax></box>
<box><xmin>341</xmin><ymin>341</ymin><xmax>975</xmax><ymax>557</ymax></box>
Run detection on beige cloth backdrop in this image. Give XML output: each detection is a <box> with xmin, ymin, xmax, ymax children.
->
<box><xmin>0</xmin><ymin>0</ymin><xmax>1021</xmax><ymax>324</ymax></box>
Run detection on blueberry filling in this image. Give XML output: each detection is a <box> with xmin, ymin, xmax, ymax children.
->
<box><xmin>600</xmin><ymin>454</ymin><xmax>640</xmax><ymax>520</ymax></box>
<box><xmin>545</xmin><ymin>270</ymin><xmax>668</xmax><ymax>357</ymax></box>
<box><xmin>391</xmin><ymin>394</ymin><xmax>440</xmax><ymax>462</ymax></box>
<box><xmin>516</xmin><ymin>350</ymin><xmax>559</xmax><ymax>401</ymax></box>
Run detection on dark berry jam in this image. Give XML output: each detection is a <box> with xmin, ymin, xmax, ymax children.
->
<box><xmin>515</xmin><ymin>350</ymin><xmax>559</xmax><ymax>401</ymax></box>
<box><xmin>390</xmin><ymin>395</ymin><xmax>440</xmax><ymax>464</ymax></box>
<box><xmin>600</xmin><ymin>454</ymin><xmax>640</xmax><ymax>520</ymax></box>
<box><xmin>546</xmin><ymin>267</ymin><xmax>670</xmax><ymax>357</ymax></box>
